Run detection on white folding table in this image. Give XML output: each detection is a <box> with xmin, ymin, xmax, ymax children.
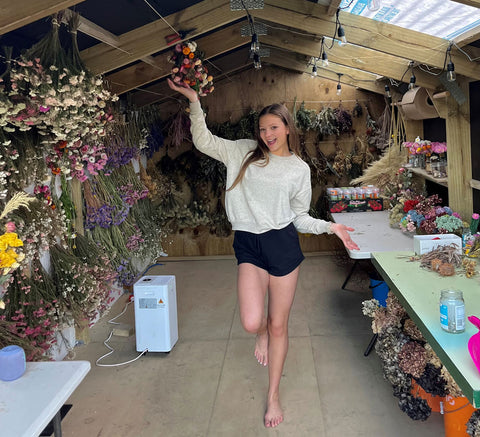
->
<box><xmin>0</xmin><ymin>360</ymin><xmax>91</xmax><ymax>437</ymax></box>
<box><xmin>331</xmin><ymin>210</ymin><xmax>414</xmax><ymax>289</ymax></box>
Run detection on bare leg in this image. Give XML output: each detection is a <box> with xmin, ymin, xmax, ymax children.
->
<box><xmin>237</xmin><ymin>263</ymin><xmax>269</xmax><ymax>365</ymax></box>
<box><xmin>264</xmin><ymin>266</ymin><xmax>300</xmax><ymax>428</ymax></box>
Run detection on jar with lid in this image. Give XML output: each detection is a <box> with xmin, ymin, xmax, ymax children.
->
<box><xmin>439</xmin><ymin>289</ymin><xmax>465</xmax><ymax>333</ymax></box>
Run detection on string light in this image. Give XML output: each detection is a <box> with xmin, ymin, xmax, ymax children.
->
<box><xmin>384</xmin><ymin>84</ymin><xmax>391</xmax><ymax>98</ymax></box>
<box><xmin>250</xmin><ymin>33</ymin><xmax>260</xmax><ymax>53</ymax></box>
<box><xmin>446</xmin><ymin>43</ymin><xmax>456</xmax><ymax>82</ymax></box>
<box><xmin>336</xmin><ymin>73</ymin><xmax>343</xmax><ymax>96</ymax></box>
<box><xmin>321</xmin><ymin>50</ymin><xmax>329</xmax><ymax>67</ymax></box>
<box><xmin>253</xmin><ymin>53</ymin><xmax>262</xmax><ymax>69</ymax></box>
<box><xmin>336</xmin><ymin>10</ymin><xmax>347</xmax><ymax>46</ymax></box>
<box><xmin>311</xmin><ymin>63</ymin><xmax>318</xmax><ymax>77</ymax></box>
<box><xmin>408</xmin><ymin>62</ymin><xmax>416</xmax><ymax>90</ymax></box>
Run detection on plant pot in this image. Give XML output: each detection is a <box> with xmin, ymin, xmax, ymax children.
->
<box><xmin>410</xmin><ymin>379</ymin><xmax>443</xmax><ymax>413</ymax></box>
<box><xmin>443</xmin><ymin>395</ymin><xmax>477</xmax><ymax>437</ymax></box>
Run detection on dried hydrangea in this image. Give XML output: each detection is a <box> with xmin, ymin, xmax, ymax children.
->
<box><xmin>376</xmin><ymin>327</ymin><xmax>409</xmax><ymax>364</ymax></box>
<box><xmin>441</xmin><ymin>365</ymin><xmax>463</xmax><ymax>397</ymax></box>
<box><xmin>397</xmin><ymin>392</ymin><xmax>431</xmax><ymax>421</ymax></box>
<box><xmin>414</xmin><ymin>363</ymin><xmax>447</xmax><ymax>397</ymax></box>
<box><xmin>403</xmin><ymin>318</ymin><xmax>425</xmax><ymax>342</ymax></box>
<box><xmin>362</xmin><ymin>298</ymin><xmax>380</xmax><ymax>317</ymax></box>
<box><xmin>372</xmin><ymin>307</ymin><xmax>402</xmax><ymax>334</ymax></box>
<box><xmin>398</xmin><ymin>341</ymin><xmax>427</xmax><ymax>378</ymax></box>
<box><xmin>424</xmin><ymin>343</ymin><xmax>442</xmax><ymax>369</ymax></box>
<box><xmin>386</xmin><ymin>292</ymin><xmax>407</xmax><ymax>319</ymax></box>
<box><xmin>466</xmin><ymin>410</ymin><xmax>480</xmax><ymax>437</ymax></box>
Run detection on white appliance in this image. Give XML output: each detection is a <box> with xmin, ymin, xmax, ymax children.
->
<box><xmin>133</xmin><ymin>275</ymin><xmax>178</xmax><ymax>352</ymax></box>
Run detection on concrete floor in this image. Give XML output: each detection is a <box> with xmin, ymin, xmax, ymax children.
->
<box><xmin>61</xmin><ymin>255</ymin><xmax>445</xmax><ymax>437</ymax></box>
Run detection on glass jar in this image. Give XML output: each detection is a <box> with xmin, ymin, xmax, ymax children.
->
<box><xmin>439</xmin><ymin>289</ymin><xmax>465</xmax><ymax>333</ymax></box>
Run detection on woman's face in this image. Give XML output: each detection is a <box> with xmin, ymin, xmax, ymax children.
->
<box><xmin>259</xmin><ymin>114</ymin><xmax>290</xmax><ymax>157</ymax></box>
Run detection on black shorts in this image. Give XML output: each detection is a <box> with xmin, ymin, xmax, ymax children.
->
<box><xmin>233</xmin><ymin>223</ymin><xmax>305</xmax><ymax>277</ymax></box>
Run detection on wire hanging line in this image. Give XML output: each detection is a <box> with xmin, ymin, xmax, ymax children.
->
<box><xmin>143</xmin><ymin>0</ymin><xmax>180</xmax><ymax>36</ymax></box>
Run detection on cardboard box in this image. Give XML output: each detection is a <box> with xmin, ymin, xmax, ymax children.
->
<box><xmin>413</xmin><ymin>234</ymin><xmax>462</xmax><ymax>255</ymax></box>
<box><xmin>328</xmin><ymin>198</ymin><xmax>383</xmax><ymax>213</ymax></box>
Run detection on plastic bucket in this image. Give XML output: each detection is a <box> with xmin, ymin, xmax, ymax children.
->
<box><xmin>369</xmin><ymin>278</ymin><xmax>389</xmax><ymax>307</ymax></box>
<box><xmin>443</xmin><ymin>395</ymin><xmax>477</xmax><ymax>437</ymax></box>
<box><xmin>410</xmin><ymin>379</ymin><xmax>443</xmax><ymax>413</ymax></box>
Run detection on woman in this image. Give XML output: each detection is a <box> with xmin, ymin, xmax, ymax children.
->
<box><xmin>167</xmin><ymin>78</ymin><xmax>359</xmax><ymax>428</ymax></box>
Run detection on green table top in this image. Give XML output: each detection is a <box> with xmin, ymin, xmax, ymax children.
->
<box><xmin>371</xmin><ymin>251</ymin><xmax>480</xmax><ymax>408</ymax></box>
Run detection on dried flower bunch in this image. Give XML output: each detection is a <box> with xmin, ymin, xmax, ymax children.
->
<box><xmin>169</xmin><ymin>41</ymin><xmax>214</xmax><ymax>96</ymax></box>
<box><xmin>402</xmin><ymin>137</ymin><xmax>447</xmax><ymax>155</ymax></box>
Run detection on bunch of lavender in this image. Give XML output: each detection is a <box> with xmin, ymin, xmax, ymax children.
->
<box><xmin>397</xmin><ymin>392</ymin><xmax>431</xmax><ymax>421</ymax></box>
<box><xmin>398</xmin><ymin>341</ymin><xmax>427</xmax><ymax>378</ymax></box>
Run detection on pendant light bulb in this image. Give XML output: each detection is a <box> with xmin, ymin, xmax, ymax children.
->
<box><xmin>367</xmin><ymin>0</ymin><xmax>381</xmax><ymax>11</ymax></box>
<box><xmin>253</xmin><ymin>53</ymin><xmax>262</xmax><ymax>70</ymax></box>
<box><xmin>321</xmin><ymin>51</ymin><xmax>329</xmax><ymax>67</ymax></box>
<box><xmin>250</xmin><ymin>33</ymin><xmax>260</xmax><ymax>54</ymax></box>
<box><xmin>311</xmin><ymin>64</ymin><xmax>318</xmax><ymax>77</ymax></box>
<box><xmin>337</xmin><ymin>25</ymin><xmax>347</xmax><ymax>46</ymax></box>
<box><xmin>384</xmin><ymin>84</ymin><xmax>391</xmax><ymax>98</ymax></box>
<box><xmin>408</xmin><ymin>73</ymin><xmax>416</xmax><ymax>90</ymax></box>
<box><xmin>336</xmin><ymin>83</ymin><xmax>342</xmax><ymax>96</ymax></box>
<box><xmin>447</xmin><ymin>60</ymin><xmax>456</xmax><ymax>82</ymax></box>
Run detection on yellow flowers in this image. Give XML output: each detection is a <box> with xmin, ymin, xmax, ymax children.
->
<box><xmin>0</xmin><ymin>230</ymin><xmax>24</xmax><ymax>273</ymax></box>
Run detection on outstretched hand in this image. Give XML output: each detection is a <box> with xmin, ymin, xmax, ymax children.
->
<box><xmin>167</xmin><ymin>78</ymin><xmax>199</xmax><ymax>103</ymax></box>
<box><xmin>330</xmin><ymin>223</ymin><xmax>360</xmax><ymax>251</ymax></box>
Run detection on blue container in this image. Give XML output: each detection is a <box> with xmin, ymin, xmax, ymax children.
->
<box><xmin>0</xmin><ymin>345</ymin><xmax>26</xmax><ymax>381</ymax></box>
<box><xmin>370</xmin><ymin>279</ymin><xmax>389</xmax><ymax>307</ymax></box>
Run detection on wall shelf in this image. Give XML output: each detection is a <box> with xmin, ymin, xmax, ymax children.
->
<box><xmin>410</xmin><ymin>167</ymin><xmax>448</xmax><ymax>187</ymax></box>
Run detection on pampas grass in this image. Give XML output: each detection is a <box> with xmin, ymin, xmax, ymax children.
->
<box><xmin>0</xmin><ymin>192</ymin><xmax>35</xmax><ymax>220</ymax></box>
<box><xmin>350</xmin><ymin>145</ymin><xmax>408</xmax><ymax>189</ymax></box>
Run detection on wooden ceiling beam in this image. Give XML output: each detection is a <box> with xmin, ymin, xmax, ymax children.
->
<box><xmin>80</xmin><ymin>0</ymin><xmax>243</xmax><ymax>74</ymax></box>
<box><xmin>327</xmin><ymin>0</ymin><xmax>342</xmax><ymax>16</ymax></box>
<box><xmin>107</xmin><ymin>21</ymin><xmax>248</xmax><ymax>95</ymax></box>
<box><xmin>451</xmin><ymin>0</ymin><xmax>480</xmax><ymax>7</ymax></box>
<box><xmin>0</xmin><ymin>0</ymin><xmax>85</xmax><ymax>35</ymax></box>
<box><xmin>251</xmin><ymin>0</ymin><xmax>480</xmax><ymax>80</ymax></box>
<box><xmin>261</xmin><ymin>25</ymin><xmax>441</xmax><ymax>90</ymax></box>
<box><xmin>265</xmin><ymin>49</ymin><xmax>386</xmax><ymax>95</ymax></box>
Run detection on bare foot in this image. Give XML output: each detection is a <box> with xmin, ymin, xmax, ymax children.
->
<box><xmin>254</xmin><ymin>330</ymin><xmax>268</xmax><ymax>366</ymax></box>
<box><xmin>264</xmin><ymin>397</ymin><xmax>283</xmax><ymax>428</ymax></box>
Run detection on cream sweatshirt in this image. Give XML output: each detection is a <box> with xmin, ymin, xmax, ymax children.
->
<box><xmin>189</xmin><ymin>100</ymin><xmax>333</xmax><ymax>235</ymax></box>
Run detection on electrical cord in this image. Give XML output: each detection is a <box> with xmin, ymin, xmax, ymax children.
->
<box><xmin>95</xmin><ymin>301</ymin><xmax>148</xmax><ymax>367</ymax></box>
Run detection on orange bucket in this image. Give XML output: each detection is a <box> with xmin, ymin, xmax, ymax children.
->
<box><xmin>443</xmin><ymin>395</ymin><xmax>477</xmax><ymax>437</ymax></box>
<box><xmin>410</xmin><ymin>379</ymin><xmax>443</xmax><ymax>413</ymax></box>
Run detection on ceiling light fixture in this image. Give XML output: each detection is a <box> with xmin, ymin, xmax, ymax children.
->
<box><xmin>408</xmin><ymin>62</ymin><xmax>416</xmax><ymax>90</ymax></box>
<box><xmin>320</xmin><ymin>37</ymin><xmax>328</xmax><ymax>67</ymax></box>
<box><xmin>446</xmin><ymin>43</ymin><xmax>456</xmax><ymax>82</ymax></box>
<box><xmin>336</xmin><ymin>73</ymin><xmax>343</xmax><ymax>96</ymax></box>
<box><xmin>253</xmin><ymin>53</ymin><xmax>262</xmax><ymax>69</ymax></box>
<box><xmin>336</xmin><ymin>10</ymin><xmax>347</xmax><ymax>46</ymax></box>
<box><xmin>311</xmin><ymin>63</ymin><xmax>318</xmax><ymax>77</ymax></box>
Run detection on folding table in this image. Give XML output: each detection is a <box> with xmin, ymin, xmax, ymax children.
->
<box><xmin>0</xmin><ymin>360</ymin><xmax>91</xmax><ymax>437</ymax></box>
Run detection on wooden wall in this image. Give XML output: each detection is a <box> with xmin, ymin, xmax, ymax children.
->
<box><xmin>155</xmin><ymin>65</ymin><xmax>386</xmax><ymax>256</ymax></box>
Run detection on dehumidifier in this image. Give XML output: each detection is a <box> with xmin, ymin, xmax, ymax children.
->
<box><xmin>133</xmin><ymin>275</ymin><xmax>178</xmax><ymax>352</ymax></box>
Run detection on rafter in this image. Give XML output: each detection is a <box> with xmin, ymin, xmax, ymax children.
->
<box><xmin>0</xmin><ymin>0</ymin><xmax>85</xmax><ymax>35</ymax></box>
<box><xmin>327</xmin><ymin>0</ymin><xmax>342</xmax><ymax>16</ymax></box>
<box><xmin>261</xmin><ymin>24</ymin><xmax>441</xmax><ymax>90</ymax></box>
<box><xmin>451</xmin><ymin>0</ymin><xmax>480</xmax><ymax>7</ymax></box>
<box><xmin>251</xmin><ymin>0</ymin><xmax>480</xmax><ymax>80</ymax></box>
<box><xmin>80</xmin><ymin>0</ymin><xmax>242</xmax><ymax>75</ymax></box>
<box><xmin>107</xmin><ymin>21</ymin><xmax>248</xmax><ymax>95</ymax></box>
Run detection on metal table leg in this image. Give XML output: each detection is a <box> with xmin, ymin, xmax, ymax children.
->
<box><xmin>364</xmin><ymin>333</ymin><xmax>378</xmax><ymax>357</ymax></box>
<box><xmin>341</xmin><ymin>259</ymin><xmax>359</xmax><ymax>289</ymax></box>
<box><xmin>53</xmin><ymin>410</ymin><xmax>62</xmax><ymax>437</ymax></box>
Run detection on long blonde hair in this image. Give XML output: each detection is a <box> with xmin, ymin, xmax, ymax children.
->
<box><xmin>228</xmin><ymin>103</ymin><xmax>300</xmax><ymax>190</ymax></box>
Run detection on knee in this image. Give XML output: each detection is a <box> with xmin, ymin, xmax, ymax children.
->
<box><xmin>268</xmin><ymin>318</ymin><xmax>288</xmax><ymax>338</ymax></box>
<box><xmin>241</xmin><ymin>316</ymin><xmax>263</xmax><ymax>334</ymax></box>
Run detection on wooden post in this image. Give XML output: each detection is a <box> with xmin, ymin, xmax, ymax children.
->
<box><xmin>446</xmin><ymin>79</ymin><xmax>473</xmax><ymax>219</ymax></box>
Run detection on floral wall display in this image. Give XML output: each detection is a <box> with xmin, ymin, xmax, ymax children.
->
<box><xmin>0</xmin><ymin>13</ymin><xmax>167</xmax><ymax>360</ymax></box>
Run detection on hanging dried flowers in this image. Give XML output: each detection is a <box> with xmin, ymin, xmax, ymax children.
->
<box><xmin>168</xmin><ymin>41</ymin><xmax>214</xmax><ymax>96</ymax></box>
<box><xmin>334</xmin><ymin>105</ymin><xmax>353</xmax><ymax>134</ymax></box>
<box><xmin>293</xmin><ymin>100</ymin><xmax>315</xmax><ymax>132</ymax></box>
<box><xmin>466</xmin><ymin>409</ymin><xmax>480</xmax><ymax>437</ymax></box>
<box><xmin>314</xmin><ymin>107</ymin><xmax>339</xmax><ymax>137</ymax></box>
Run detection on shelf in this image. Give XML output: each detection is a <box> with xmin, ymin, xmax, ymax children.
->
<box><xmin>409</xmin><ymin>167</ymin><xmax>448</xmax><ymax>187</ymax></box>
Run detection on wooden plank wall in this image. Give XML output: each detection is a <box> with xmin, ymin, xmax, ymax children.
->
<box><xmin>153</xmin><ymin>66</ymin><xmax>386</xmax><ymax>256</ymax></box>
